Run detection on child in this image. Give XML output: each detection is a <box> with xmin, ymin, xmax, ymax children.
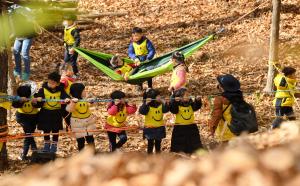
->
<box><xmin>60</xmin><ymin>63</ymin><xmax>76</xmax><ymax>130</ymax></box>
<box><xmin>63</xmin><ymin>15</ymin><xmax>80</xmax><ymax>77</ymax></box>
<box><xmin>33</xmin><ymin>72</ymin><xmax>70</xmax><ymax>153</ymax></box>
<box><xmin>168</xmin><ymin>51</ymin><xmax>188</xmax><ymax>92</ymax></box>
<box><xmin>110</xmin><ymin>55</ymin><xmax>139</xmax><ymax>81</ymax></box>
<box><xmin>139</xmin><ymin>89</ymin><xmax>169</xmax><ymax>154</ymax></box>
<box><xmin>66</xmin><ymin>83</ymin><xmax>96</xmax><ymax>151</ymax></box>
<box><xmin>170</xmin><ymin>88</ymin><xmax>202</xmax><ymax>154</ymax></box>
<box><xmin>272</xmin><ymin>67</ymin><xmax>300</xmax><ymax>128</ymax></box>
<box><xmin>208</xmin><ymin>74</ymin><xmax>243</xmax><ymax>142</ymax></box>
<box><xmin>12</xmin><ymin>85</ymin><xmax>39</xmax><ymax>160</ymax></box>
<box><xmin>128</xmin><ymin>27</ymin><xmax>156</xmax><ymax>90</ymax></box>
<box><xmin>105</xmin><ymin>90</ymin><xmax>137</xmax><ymax>152</ymax></box>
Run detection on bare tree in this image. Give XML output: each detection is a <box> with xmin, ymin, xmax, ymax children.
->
<box><xmin>264</xmin><ymin>0</ymin><xmax>281</xmax><ymax>92</ymax></box>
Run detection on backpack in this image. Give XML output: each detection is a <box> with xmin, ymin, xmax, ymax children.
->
<box><xmin>223</xmin><ymin>101</ymin><xmax>258</xmax><ymax>136</ymax></box>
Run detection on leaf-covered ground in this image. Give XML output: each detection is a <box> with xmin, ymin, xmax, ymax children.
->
<box><xmin>1</xmin><ymin>0</ymin><xmax>300</xmax><ymax>179</ymax></box>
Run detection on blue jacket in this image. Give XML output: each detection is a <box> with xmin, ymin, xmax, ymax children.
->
<box><xmin>128</xmin><ymin>36</ymin><xmax>156</xmax><ymax>62</ymax></box>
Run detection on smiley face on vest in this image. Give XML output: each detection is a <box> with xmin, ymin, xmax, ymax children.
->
<box><xmin>21</xmin><ymin>102</ymin><xmax>34</xmax><ymax>114</ymax></box>
<box><xmin>180</xmin><ymin>106</ymin><xmax>193</xmax><ymax>120</ymax></box>
<box><xmin>75</xmin><ymin>102</ymin><xmax>89</xmax><ymax>114</ymax></box>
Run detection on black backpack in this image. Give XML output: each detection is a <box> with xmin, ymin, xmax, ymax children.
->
<box><xmin>223</xmin><ymin>101</ymin><xmax>258</xmax><ymax>136</ymax></box>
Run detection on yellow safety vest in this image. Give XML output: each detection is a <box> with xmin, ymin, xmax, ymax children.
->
<box><xmin>117</xmin><ymin>64</ymin><xmax>133</xmax><ymax>75</ymax></box>
<box><xmin>132</xmin><ymin>39</ymin><xmax>148</xmax><ymax>56</ymax></box>
<box><xmin>107</xmin><ymin>107</ymin><xmax>128</xmax><ymax>128</ymax></box>
<box><xmin>273</xmin><ymin>74</ymin><xmax>297</xmax><ymax>107</ymax></box>
<box><xmin>65</xmin><ymin>79</ymin><xmax>73</xmax><ymax>96</ymax></box>
<box><xmin>43</xmin><ymin>88</ymin><xmax>61</xmax><ymax>110</ymax></box>
<box><xmin>64</xmin><ymin>26</ymin><xmax>76</xmax><ymax>46</ymax></box>
<box><xmin>170</xmin><ymin>65</ymin><xmax>186</xmax><ymax>89</ymax></box>
<box><xmin>215</xmin><ymin>104</ymin><xmax>235</xmax><ymax>142</ymax></box>
<box><xmin>144</xmin><ymin>105</ymin><xmax>164</xmax><ymax>128</ymax></box>
<box><xmin>17</xmin><ymin>100</ymin><xmax>39</xmax><ymax>115</ymax></box>
<box><xmin>175</xmin><ymin>105</ymin><xmax>195</xmax><ymax>125</ymax></box>
<box><xmin>71</xmin><ymin>101</ymin><xmax>91</xmax><ymax>119</ymax></box>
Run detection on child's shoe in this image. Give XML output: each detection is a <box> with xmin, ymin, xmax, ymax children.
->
<box><xmin>43</xmin><ymin>141</ymin><xmax>51</xmax><ymax>152</ymax></box>
<box><xmin>21</xmin><ymin>72</ymin><xmax>30</xmax><ymax>81</ymax></box>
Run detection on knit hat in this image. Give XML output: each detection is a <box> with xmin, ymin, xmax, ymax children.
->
<box><xmin>217</xmin><ymin>74</ymin><xmax>240</xmax><ymax>92</ymax></box>
<box><xmin>70</xmin><ymin>83</ymin><xmax>85</xmax><ymax>99</ymax></box>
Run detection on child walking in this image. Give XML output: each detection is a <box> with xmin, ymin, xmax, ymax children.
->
<box><xmin>12</xmin><ymin>85</ymin><xmax>39</xmax><ymax>160</ymax></box>
<box><xmin>34</xmin><ymin>72</ymin><xmax>70</xmax><ymax>153</ymax></box>
<box><xmin>139</xmin><ymin>89</ymin><xmax>169</xmax><ymax>154</ymax></box>
<box><xmin>272</xmin><ymin>67</ymin><xmax>300</xmax><ymax>128</ymax></box>
<box><xmin>105</xmin><ymin>90</ymin><xmax>137</xmax><ymax>152</ymax></box>
<box><xmin>170</xmin><ymin>88</ymin><xmax>202</xmax><ymax>154</ymax></box>
<box><xmin>66</xmin><ymin>83</ymin><xmax>96</xmax><ymax>151</ymax></box>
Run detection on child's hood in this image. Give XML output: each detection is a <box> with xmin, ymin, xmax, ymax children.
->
<box><xmin>42</xmin><ymin>82</ymin><xmax>65</xmax><ymax>93</ymax></box>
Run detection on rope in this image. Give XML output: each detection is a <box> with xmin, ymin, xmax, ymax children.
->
<box><xmin>1</xmin><ymin>88</ymin><xmax>299</xmax><ymax>103</ymax></box>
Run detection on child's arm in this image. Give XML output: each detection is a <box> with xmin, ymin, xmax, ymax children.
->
<box><xmin>128</xmin><ymin>42</ymin><xmax>137</xmax><ymax>60</ymax></box>
<box><xmin>139</xmin><ymin>102</ymin><xmax>150</xmax><ymax>115</ymax></box>
<box><xmin>107</xmin><ymin>102</ymin><xmax>118</xmax><ymax>115</ymax></box>
<box><xmin>12</xmin><ymin>97</ymin><xmax>27</xmax><ymax>108</ymax></box>
<box><xmin>162</xmin><ymin>102</ymin><xmax>170</xmax><ymax>113</ymax></box>
<box><xmin>126</xmin><ymin>103</ymin><xmax>137</xmax><ymax>115</ymax></box>
<box><xmin>191</xmin><ymin>97</ymin><xmax>202</xmax><ymax>111</ymax></box>
<box><xmin>32</xmin><ymin>88</ymin><xmax>44</xmax><ymax>108</ymax></box>
<box><xmin>71</xmin><ymin>29</ymin><xmax>80</xmax><ymax>48</ymax></box>
<box><xmin>146</xmin><ymin>39</ymin><xmax>156</xmax><ymax>60</ymax></box>
<box><xmin>169</xmin><ymin>95</ymin><xmax>179</xmax><ymax>114</ymax></box>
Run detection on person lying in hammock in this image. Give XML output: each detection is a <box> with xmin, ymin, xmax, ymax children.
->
<box><xmin>110</xmin><ymin>55</ymin><xmax>140</xmax><ymax>81</ymax></box>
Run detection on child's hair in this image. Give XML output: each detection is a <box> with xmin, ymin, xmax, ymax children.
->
<box><xmin>17</xmin><ymin>85</ymin><xmax>31</xmax><ymax>98</ymax></box>
<box><xmin>48</xmin><ymin>72</ymin><xmax>61</xmax><ymax>83</ymax></box>
<box><xmin>70</xmin><ymin>83</ymin><xmax>85</xmax><ymax>99</ymax></box>
<box><xmin>172</xmin><ymin>51</ymin><xmax>185</xmax><ymax>64</ymax></box>
<box><xmin>145</xmin><ymin>88</ymin><xmax>159</xmax><ymax>99</ymax></box>
<box><xmin>111</xmin><ymin>90</ymin><xmax>126</xmax><ymax>100</ymax></box>
<box><xmin>173</xmin><ymin>88</ymin><xmax>187</xmax><ymax>98</ymax></box>
<box><xmin>63</xmin><ymin>63</ymin><xmax>73</xmax><ymax>73</ymax></box>
<box><xmin>110</xmin><ymin>56</ymin><xmax>122</xmax><ymax>68</ymax></box>
<box><xmin>132</xmin><ymin>27</ymin><xmax>143</xmax><ymax>34</ymax></box>
<box><xmin>282</xmin><ymin>67</ymin><xmax>296</xmax><ymax>76</ymax></box>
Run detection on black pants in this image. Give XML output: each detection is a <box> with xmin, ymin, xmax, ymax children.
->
<box><xmin>43</xmin><ymin>129</ymin><xmax>59</xmax><ymax>142</ymax></box>
<box><xmin>107</xmin><ymin>131</ymin><xmax>127</xmax><ymax>152</ymax></box>
<box><xmin>22</xmin><ymin>125</ymin><xmax>37</xmax><ymax>156</ymax></box>
<box><xmin>147</xmin><ymin>139</ymin><xmax>162</xmax><ymax>154</ymax></box>
<box><xmin>76</xmin><ymin>135</ymin><xmax>95</xmax><ymax>151</ymax></box>
<box><xmin>272</xmin><ymin>106</ymin><xmax>295</xmax><ymax>129</ymax></box>
<box><xmin>64</xmin><ymin>49</ymin><xmax>78</xmax><ymax>74</ymax></box>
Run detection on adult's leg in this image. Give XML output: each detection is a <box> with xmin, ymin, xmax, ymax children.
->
<box><xmin>13</xmin><ymin>39</ymin><xmax>23</xmax><ymax>75</ymax></box>
<box><xmin>21</xmin><ymin>38</ymin><xmax>33</xmax><ymax>79</ymax></box>
<box><xmin>76</xmin><ymin>137</ymin><xmax>85</xmax><ymax>151</ymax></box>
<box><xmin>147</xmin><ymin>139</ymin><xmax>154</xmax><ymax>154</ymax></box>
<box><xmin>116</xmin><ymin>131</ymin><xmax>127</xmax><ymax>149</ymax></box>
<box><xmin>107</xmin><ymin>131</ymin><xmax>117</xmax><ymax>152</ymax></box>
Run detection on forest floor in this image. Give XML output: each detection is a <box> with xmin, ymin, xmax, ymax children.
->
<box><xmin>1</xmin><ymin>0</ymin><xmax>300</xmax><ymax>184</ymax></box>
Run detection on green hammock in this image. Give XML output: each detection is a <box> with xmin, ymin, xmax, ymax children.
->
<box><xmin>74</xmin><ymin>34</ymin><xmax>214</xmax><ymax>84</ymax></box>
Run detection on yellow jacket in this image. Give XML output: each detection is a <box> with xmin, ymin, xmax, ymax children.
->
<box><xmin>273</xmin><ymin>74</ymin><xmax>297</xmax><ymax>107</ymax></box>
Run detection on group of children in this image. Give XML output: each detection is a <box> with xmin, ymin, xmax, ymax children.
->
<box><xmin>11</xmin><ymin>16</ymin><xmax>300</xmax><ymax>160</ymax></box>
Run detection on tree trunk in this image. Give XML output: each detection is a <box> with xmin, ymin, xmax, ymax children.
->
<box><xmin>264</xmin><ymin>0</ymin><xmax>281</xmax><ymax>92</ymax></box>
<box><xmin>0</xmin><ymin>50</ymin><xmax>9</xmax><ymax>170</ymax></box>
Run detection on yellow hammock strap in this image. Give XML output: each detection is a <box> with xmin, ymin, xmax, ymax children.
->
<box><xmin>271</xmin><ymin>61</ymin><xmax>282</xmax><ymax>73</ymax></box>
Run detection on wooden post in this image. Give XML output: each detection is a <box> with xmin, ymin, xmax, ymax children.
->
<box><xmin>264</xmin><ymin>0</ymin><xmax>281</xmax><ymax>92</ymax></box>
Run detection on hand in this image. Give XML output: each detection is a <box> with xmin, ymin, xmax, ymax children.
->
<box><xmin>146</xmin><ymin>98</ymin><xmax>152</xmax><ymax>104</ymax></box>
<box><xmin>87</xmin><ymin>98</ymin><xmax>94</xmax><ymax>103</ymax></box>
<box><xmin>72</xmin><ymin>98</ymin><xmax>79</xmax><ymax>103</ymax></box>
<box><xmin>134</xmin><ymin>58</ymin><xmax>141</xmax><ymax>66</ymax></box>
<box><xmin>156</xmin><ymin>96</ymin><xmax>162</xmax><ymax>103</ymax></box>
<box><xmin>124</xmin><ymin>75</ymin><xmax>129</xmax><ymax>81</ymax></box>
<box><xmin>114</xmin><ymin>99</ymin><xmax>121</xmax><ymax>105</ymax></box>
<box><xmin>195</xmin><ymin>96</ymin><xmax>201</xmax><ymax>101</ymax></box>
<box><xmin>64</xmin><ymin>98</ymin><xmax>71</xmax><ymax>103</ymax></box>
